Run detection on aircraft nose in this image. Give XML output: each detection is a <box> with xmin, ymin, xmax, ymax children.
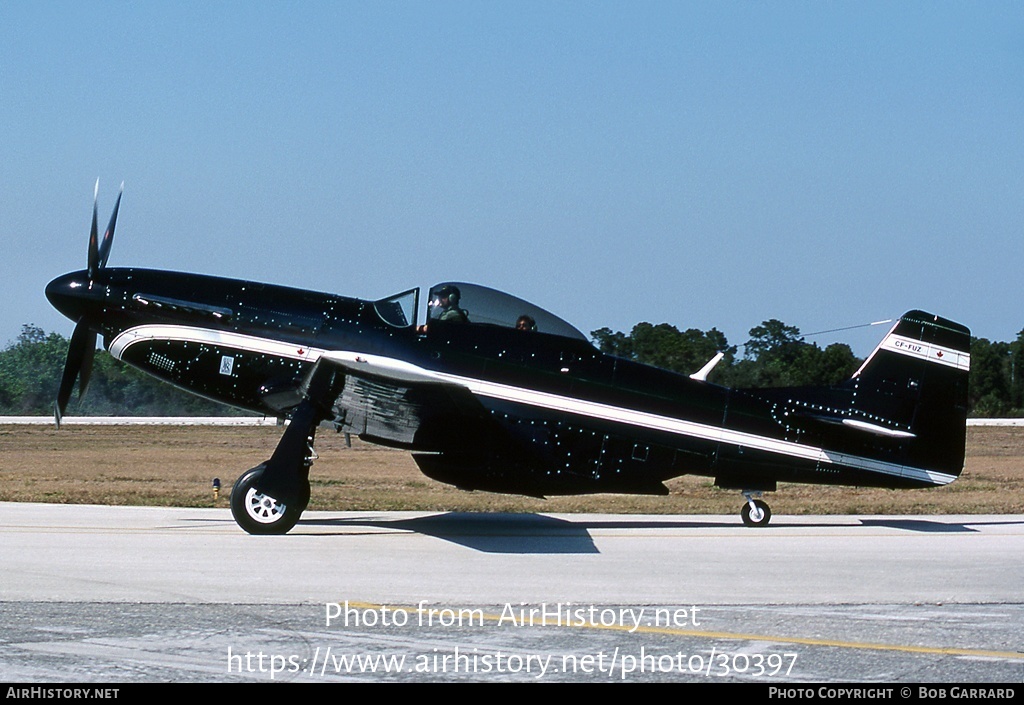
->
<box><xmin>45</xmin><ymin>271</ymin><xmax>91</xmax><ymax>321</ymax></box>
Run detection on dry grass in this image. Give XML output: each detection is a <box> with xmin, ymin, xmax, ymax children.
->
<box><xmin>0</xmin><ymin>424</ymin><xmax>1021</xmax><ymax>515</ymax></box>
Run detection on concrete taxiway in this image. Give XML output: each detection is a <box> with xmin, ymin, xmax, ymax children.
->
<box><xmin>2</xmin><ymin>503</ymin><xmax>1022</xmax><ymax>682</ymax></box>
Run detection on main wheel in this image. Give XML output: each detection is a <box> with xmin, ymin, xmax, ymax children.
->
<box><xmin>230</xmin><ymin>464</ymin><xmax>305</xmax><ymax>535</ymax></box>
<box><xmin>741</xmin><ymin>499</ymin><xmax>772</xmax><ymax>527</ymax></box>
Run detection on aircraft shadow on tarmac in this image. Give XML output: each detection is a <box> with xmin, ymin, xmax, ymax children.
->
<box><xmin>300</xmin><ymin>512</ymin><xmax>600</xmax><ymax>553</ymax></box>
<box><xmin>290</xmin><ymin>513</ymin><xmax>1024</xmax><ymax>553</ymax></box>
<box><xmin>297</xmin><ymin>512</ymin><xmax>732</xmax><ymax>554</ymax></box>
<box><xmin>857</xmin><ymin>517</ymin><xmax>1024</xmax><ymax>533</ymax></box>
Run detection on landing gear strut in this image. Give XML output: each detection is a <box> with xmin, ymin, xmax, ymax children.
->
<box><xmin>229</xmin><ymin>361</ymin><xmax>339</xmax><ymax>535</ymax></box>
<box><xmin>740</xmin><ymin>491</ymin><xmax>771</xmax><ymax>527</ymax></box>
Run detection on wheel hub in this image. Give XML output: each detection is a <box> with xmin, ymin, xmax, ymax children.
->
<box><xmin>244</xmin><ymin>487</ymin><xmax>287</xmax><ymax>524</ymax></box>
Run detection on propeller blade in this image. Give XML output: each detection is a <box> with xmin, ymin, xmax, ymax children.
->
<box><xmin>97</xmin><ymin>182</ymin><xmax>123</xmax><ymax>269</ymax></box>
<box><xmin>87</xmin><ymin>180</ymin><xmax>99</xmax><ymax>280</ymax></box>
<box><xmin>54</xmin><ymin>318</ymin><xmax>97</xmax><ymax>428</ymax></box>
<box><xmin>79</xmin><ymin>339</ymin><xmax>96</xmax><ymax>398</ymax></box>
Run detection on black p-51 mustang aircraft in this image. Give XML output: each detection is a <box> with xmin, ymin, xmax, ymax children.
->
<box><xmin>46</xmin><ymin>185</ymin><xmax>971</xmax><ymax>533</ymax></box>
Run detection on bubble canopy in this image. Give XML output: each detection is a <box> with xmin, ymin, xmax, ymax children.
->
<box><xmin>423</xmin><ymin>282</ymin><xmax>587</xmax><ymax>341</ymax></box>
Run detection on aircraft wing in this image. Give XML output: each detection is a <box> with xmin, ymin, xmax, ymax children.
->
<box><xmin>300</xmin><ymin>352</ymin><xmax>494</xmax><ymax>450</ymax></box>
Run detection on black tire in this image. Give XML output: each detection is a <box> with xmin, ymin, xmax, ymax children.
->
<box><xmin>230</xmin><ymin>464</ymin><xmax>304</xmax><ymax>535</ymax></box>
<box><xmin>741</xmin><ymin>499</ymin><xmax>772</xmax><ymax>527</ymax></box>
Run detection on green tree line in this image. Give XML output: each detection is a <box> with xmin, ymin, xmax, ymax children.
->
<box><xmin>2</xmin><ymin>321</ymin><xmax>1022</xmax><ymax>417</ymax></box>
<box><xmin>591</xmin><ymin>319</ymin><xmax>861</xmax><ymax>389</ymax></box>
<box><xmin>592</xmin><ymin>320</ymin><xmax>1024</xmax><ymax>417</ymax></box>
<box><xmin>0</xmin><ymin>325</ymin><xmax>243</xmax><ymax>416</ymax></box>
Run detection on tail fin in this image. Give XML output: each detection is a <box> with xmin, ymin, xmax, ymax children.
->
<box><xmin>850</xmin><ymin>310</ymin><xmax>970</xmax><ymax>479</ymax></box>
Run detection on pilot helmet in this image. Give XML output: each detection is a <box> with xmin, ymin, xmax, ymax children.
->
<box><xmin>436</xmin><ymin>285</ymin><xmax>460</xmax><ymax>306</ymax></box>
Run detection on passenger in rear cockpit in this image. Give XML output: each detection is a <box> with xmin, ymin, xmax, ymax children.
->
<box><xmin>516</xmin><ymin>315</ymin><xmax>536</xmax><ymax>332</ymax></box>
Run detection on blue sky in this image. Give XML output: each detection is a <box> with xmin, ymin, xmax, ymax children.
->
<box><xmin>2</xmin><ymin>1</ymin><xmax>1021</xmax><ymax>357</ymax></box>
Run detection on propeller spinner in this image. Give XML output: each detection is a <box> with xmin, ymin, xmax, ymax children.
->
<box><xmin>52</xmin><ymin>181</ymin><xmax>123</xmax><ymax>427</ymax></box>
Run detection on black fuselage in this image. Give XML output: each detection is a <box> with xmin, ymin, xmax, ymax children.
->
<box><xmin>46</xmin><ymin>267</ymin><xmax>965</xmax><ymax>498</ymax></box>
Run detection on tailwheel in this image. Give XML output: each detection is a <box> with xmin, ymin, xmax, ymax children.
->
<box><xmin>230</xmin><ymin>464</ymin><xmax>307</xmax><ymax>535</ymax></box>
<box><xmin>740</xmin><ymin>497</ymin><xmax>772</xmax><ymax>528</ymax></box>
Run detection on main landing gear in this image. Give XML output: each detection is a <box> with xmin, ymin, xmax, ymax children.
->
<box><xmin>740</xmin><ymin>491</ymin><xmax>771</xmax><ymax>527</ymax></box>
<box><xmin>230</xmin><ymin>361</ymin><xmax>339</xmax><ymax>535</ymax></box>
<box><xmin>230</xmin><ymin>462</ymin><xmax>311</xmax><ymax>535</ymax></box>
<box><xmin>229</xmin><ymin>424</ymin><xmax>316</xmax><ymax>535</ymax></box>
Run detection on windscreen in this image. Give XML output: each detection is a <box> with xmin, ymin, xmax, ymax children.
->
<box><xmin>374</xmin><ymin>288</ymin><xmax>419</xmax><ymax>328</ymax></box>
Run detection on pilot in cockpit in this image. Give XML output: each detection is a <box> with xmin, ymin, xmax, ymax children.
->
<box><xmin>431</xmin><ymin>285</ymin><xmax>469</xmax><ymax>324</ymax></box>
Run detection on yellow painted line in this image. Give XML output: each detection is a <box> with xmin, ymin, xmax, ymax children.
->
<box><xmin>341</xmin><ymin>601</ymin><xmax>1024</xmax><ymax>661</ymax></box>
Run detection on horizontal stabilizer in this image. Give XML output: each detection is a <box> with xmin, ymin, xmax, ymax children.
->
<box><xmin>841</xmin><ymin>418</ymin><xmax>916</xmax><ymax>439</ymax></box>
<box><xmin>795</xmin><ymin>411</ymin><xmax>916</xmax><ymax>439</ymax></box>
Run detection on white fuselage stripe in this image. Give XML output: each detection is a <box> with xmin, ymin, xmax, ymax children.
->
<box><xmin>109</xmin><ymin>324</ymin><xmax>958</xmax><ymax>486</ymax></box>
<box><xmin>110</xmin><ymin>325</ymin><xmax>318</xmax><ymax>363</ymax></box>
